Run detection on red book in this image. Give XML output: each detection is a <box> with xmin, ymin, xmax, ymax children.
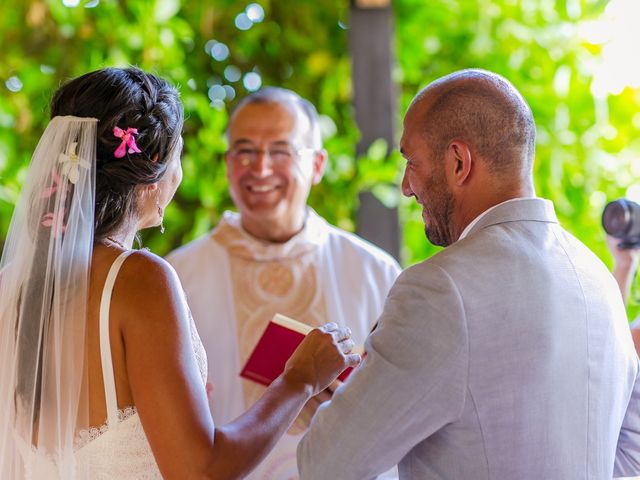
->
<box><xmin>240</xmin><ymin>314</ymin><xmax>363</xmax><ymax>386</ymax></box>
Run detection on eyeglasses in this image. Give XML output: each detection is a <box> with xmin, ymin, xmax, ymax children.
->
<box><xmin>227</xmin><ymin>145</ymin><xmax>315</xmax><ymax>167</ymax></box>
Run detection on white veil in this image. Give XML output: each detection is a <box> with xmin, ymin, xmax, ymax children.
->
<box><xmin>0</xmin><ymin>116</ymin><xmax>97</xmax><ymax>478</ymax></box>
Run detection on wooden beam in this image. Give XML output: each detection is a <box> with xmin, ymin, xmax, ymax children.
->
<box><xmin>349</xmin><ymin>0</ymin><xmax>401</xmax><ymax>261</ymax></box>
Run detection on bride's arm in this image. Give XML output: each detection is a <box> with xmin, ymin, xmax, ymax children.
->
<box><xmin>115</xmin><ymin>250</ymin><xmax>358</xmax><ymax>480</ymax></box>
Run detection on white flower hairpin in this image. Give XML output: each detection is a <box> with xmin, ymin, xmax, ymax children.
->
<box><xmin>58</xmin><ymin>142</ymin><xmax>90</xmax><ymax>184</ymax></box>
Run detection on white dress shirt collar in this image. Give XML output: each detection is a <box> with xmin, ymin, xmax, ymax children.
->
<box><xmin>457</xmin><ymin>197</ymin><xmax>535</xmax><ymax>241</ymax></box>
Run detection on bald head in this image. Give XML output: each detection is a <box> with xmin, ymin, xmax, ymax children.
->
<box><xmin>411</xmin><ymin>69</ymin><xmax>536</xmax><ymax>177</ymax></box>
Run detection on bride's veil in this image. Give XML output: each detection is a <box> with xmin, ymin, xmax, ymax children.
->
<box><xmin>0</xmin><ymin>116</ymin><xmax>97</xmax><ymax>478</ymax></box>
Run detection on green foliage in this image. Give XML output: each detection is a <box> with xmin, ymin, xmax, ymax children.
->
<box><xmin>2</xmin><ymin>0</ymin><xmax>640</xmax><ymax>314</ymax></box>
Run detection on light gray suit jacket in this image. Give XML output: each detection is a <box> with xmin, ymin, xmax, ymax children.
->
<box><xmin>298</xmin><ymin>198</ymin><xmax>640</xmax><ymax>479</ymax></box>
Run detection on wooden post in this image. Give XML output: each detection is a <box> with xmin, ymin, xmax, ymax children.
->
<box><xmin>349</xmin><ymin>0</ymin><xmax>401</xmax><ymax>261</ymax></box>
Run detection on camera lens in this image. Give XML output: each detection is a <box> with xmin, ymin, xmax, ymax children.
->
<box><xmin>602</xmin><ymin>199</ymin><xmax>640</xmax><ymax>247</ymax></box>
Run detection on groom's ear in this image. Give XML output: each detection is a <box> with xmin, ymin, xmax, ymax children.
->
<box><xmin>445</xmin><ymin>140</ymin><xmax>473</xmax><ymax>187</ymax></box>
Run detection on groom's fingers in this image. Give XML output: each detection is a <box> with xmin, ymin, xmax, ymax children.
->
<box><xmin>344</xmin><ymin>353</ymin><xmax>361</xmax><ymax>368</ymax></box>
<box><xmin>338</xmin><ymin>339</ymin><xmax>355</xmax><ymax>354</ymax></box>
<box><xmin>318</xmin><ymin>322</ymin><xmax>338</xmax><ymax>333</ymax></box>
<box><xmin>332</xmin><ymin>326</ymin><xmax>352</xmax><ymax>343</ymax></box>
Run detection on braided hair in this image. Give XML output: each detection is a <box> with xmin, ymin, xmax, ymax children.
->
<box><xmin>50</xmin><ymin>67</ymin><xmax>184</xmax><ymax>240</ymax></box>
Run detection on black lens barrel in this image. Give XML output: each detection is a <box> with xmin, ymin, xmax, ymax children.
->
<box><xmin>602</xmin><ymin>199</ymin><xmax>640</xmax><ymax>248</ymax></box>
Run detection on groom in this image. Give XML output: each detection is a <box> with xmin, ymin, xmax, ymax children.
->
<box><xmin>298</xmin><ymin>69</ymin><xmax>640</xmax><ymax>479</ymax></box>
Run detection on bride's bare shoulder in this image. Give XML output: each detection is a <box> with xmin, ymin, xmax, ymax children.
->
<box><xmin>120</xmin><ymin>249</ymin><xmax>178</xmax><ymax>283</ymax></box>
<box><xmin>108</xmin><ymin>249</ymin><xmax>186</xmax><ymax>322</ymax></box>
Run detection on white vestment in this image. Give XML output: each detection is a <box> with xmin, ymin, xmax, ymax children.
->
<box><xmin>167</xmin><ymin>209</ymin><xmax>400</xmax><ymax>479</ymax></box>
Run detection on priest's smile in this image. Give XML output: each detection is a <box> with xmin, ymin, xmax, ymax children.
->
<box><xmin>247</xmin><ymin>184</ymin><xmax>280</xmax><ymax>193</ymax></box>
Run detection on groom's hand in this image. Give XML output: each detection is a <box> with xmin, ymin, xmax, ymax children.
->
<box><xmin>283</xmin><ymin>322</ymin><xmax>360</xmax><ymax>396</ymax></box>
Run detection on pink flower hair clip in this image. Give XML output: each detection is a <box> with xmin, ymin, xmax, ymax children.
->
<box><xmin>41</xmin><ymin>210</ymin><xmax>67</xmax><ymax>238</ymax></box>
<box><xmin>113</xmin><ymin>126</ymin><xmax>142</xmax><ymax>158</ymax></box>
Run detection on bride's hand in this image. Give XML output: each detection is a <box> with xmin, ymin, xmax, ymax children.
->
<box><xmin>282</xmin><ymin>323</ymin><xmax>360</xmax><ymax>396</ymax></box>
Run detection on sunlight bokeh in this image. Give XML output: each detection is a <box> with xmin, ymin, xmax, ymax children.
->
<box><xmin>580</xmin><ymin>0</ymin><xmax>640</xmax><ymax>96</ymax></box>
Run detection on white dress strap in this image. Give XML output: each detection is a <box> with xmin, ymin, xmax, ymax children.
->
<box><xmin>99</xmin><ymin>250</ymin><xmax>135</xmax><ymax>426</ymax></box>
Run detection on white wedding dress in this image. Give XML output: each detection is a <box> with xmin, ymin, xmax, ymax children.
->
<box><xmin>19</xmin><ymin>250</ymin><xmax>209</xmax><ymax>479</ymax></box>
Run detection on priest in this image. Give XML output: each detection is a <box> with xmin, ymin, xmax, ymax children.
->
<box><xmin>167</xmin><ymin>87</ymin><xmax>400</xmax><ymax>480</ymax></box>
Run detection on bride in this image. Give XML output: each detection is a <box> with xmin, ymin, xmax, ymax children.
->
<box><xmin>0</xmin><ymin>67</ymin><xmax>359</xmax><ymax>479</ymax></box>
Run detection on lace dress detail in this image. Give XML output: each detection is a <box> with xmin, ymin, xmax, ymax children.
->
<box><xmin>74</xmin><ymin>410</ymin><xmax>161</xmax><ymax>480</ymax></box>
<box><xmin>189</xmin><ymin>308</ymin><xmax>208</xmax><ymax>382</ymax></box>
<box><xmin>71</xmin><ymin>251</ymin><xmax>208</xmax><ymax>479</ymax></box>
<box><xmin>74</xmin><ymin>407</ymin><xmax>138</xmax><ymax>450</ymax></box>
